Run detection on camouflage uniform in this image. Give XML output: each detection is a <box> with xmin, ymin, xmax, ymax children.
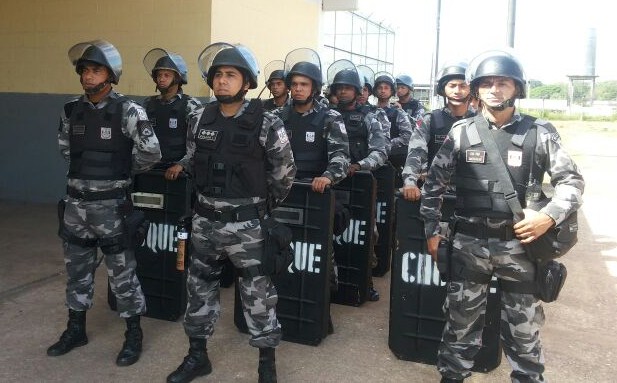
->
<box><xmin>58</xmin><ymin>90</ymin><xmax>162</xmax><ymax>317</ymax></box>
<box><xmin>362</xmin><ymin>104</ymin><xmax>391</xmax><ymax>155</ymax></box>
<box><xmin>402</xmin><ymin>106</ymin><xmax>475</xmax><ymax>187</ymax></box>
<box><xmin>420</xmin><ymin>111</ymin><xmax>584</xmax><ymax>382</ymax></box>
<box><xmin>340</xmin><ymin>108</ymin><xmax>388</xmax><ymax>171</ymax></box>
<box><xmin>178</xmin><ymin>100</ymin><xmax>296</xmax><ymax>348</ymax></box>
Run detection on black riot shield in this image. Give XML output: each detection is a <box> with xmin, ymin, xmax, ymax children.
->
<box><xmin>234</xmin><ymin>181</ymin><xmax>334</xmax><ymax>346</ymax></box>
<box><xmin>331</xmin><ymin>171</ymin><xmax>377</xmax><ymax>306</ymax></box>
<box><xmin>372</xmin><ymin>164</ymin><xmax>396</xmax><ymax>276</ymax></box>
<box><xmin>108</xmin><ymin>169</ymin><xmax>192</xmax><ymax>321</ymax></box>
<box><xmin>388</xmin><ymin>196</ymin><xmax>502</xmax><ymax>371</ymax></box>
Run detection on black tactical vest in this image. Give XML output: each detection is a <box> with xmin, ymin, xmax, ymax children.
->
<box><xmin>339</xmin><ymin>106</ymin><xmax>368</xmax><ymax>163</ymax></box>
<box><xmin>385</xmin><ymin>107</ymin><xmax>400</xmax><ymax>139</ymax></box>
<box><xmin>427</xmin><ymin>109</ymin><xmax>456</xmax><ymax>166</ymax></box>
<box><xmin>400</xmin><ymin>99</ymin><xmax>421</xmax><ymax>118</ymax></box>
<box><xmin>67</xmin><ymin>96</ymin><xmax>133</xmax><ymax>180</ymax></box>
<box><xmin>145</xmin><ymin>95</ymin><xmax>189</xmax><ymax>163</ymax></box>
<box><xmin>193</xmin><ymin>99</ymin><xmax>267</xmax><ymax>198</ymax></box>
<box><xmin>454</xmin><ymin>116</ymin><xmax>538</xmax><ymax>218</ymax></box>
<box><xmin>281</xmin><ymin>106</ymin><xmax>328</xmax><ymax>179</ymax></box>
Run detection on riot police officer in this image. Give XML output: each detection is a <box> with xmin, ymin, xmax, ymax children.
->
<box><xmin>402</xmin><ymin>61</ymin><xmax>475</xmax><ymax>201</ymax></box>
<box><xmin>329</xmin><ymin>60</ymin><xmax>388</xmax><ymax>301</ymax></box>
<box><xmin>48</xmin><ymin>40</ymin><xmax>161</xmax><ymax>366</ymax></box>
<box><xmin>420</xmin><ymin>49</ymin><xmax>584</xmax><ymax>383</ymax></box>
<box><xmin>166</xmin><ymin>42</ymin><xmax>295</xmax><ymax>383</ymax></box>
<box><xmin>262</xmin><ymin>60</ymin><xmax>290</xmax><ymax>111</ymax></box>
<box><xmin>373</xmin><ymin>72</ymin><xmax>413</xmax><ymax>173</ymax></box>
<box><xmin>142</xmin><ymin>48</ymin><xmax>203</xmax><ymax>180</ymax></box>
<box><xmin>394</xmin><ymin>74</ymin><xmax>426</xmax><ymax>123</ymax></box>
<box><xmin>357</xmin><ymin>65</ymin><xmax>391</xmax><ymax>151</ymax></box>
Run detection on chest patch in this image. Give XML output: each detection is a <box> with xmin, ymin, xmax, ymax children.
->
<box><xmin>306</xmin><ymin>131</ymin><xmax>315</xmax><ymax>143</ymax></box>
<box><xmin>100</xmin><ymin>127</ymin><xmax>112</xmax><ymax>140</ymax></box>
<box><xmin>465</xmin><ymin>149</ymin><xmax>486</xmax><ymax>164</ymax></box>
<box><xmin>507</xmin><ymin>150</ymin><xmax>523</xmax><ymax>167</ymax></box>
<box><xmin>169</xmin><ymin>118</ymin><xmax>178</xmax><ymax>129</ymax></box>
<box><xmin>434</xmin><ymin>134</ymin><xmax>447</xmax><ymax>144</ymax></box>
<box><xmin>198</xmin><ymin>129</ymin><xmax>218</xmax><ymax>141</ymax></box>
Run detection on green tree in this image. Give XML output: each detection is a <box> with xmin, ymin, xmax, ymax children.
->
<box><xmin>529</xmin><ymin>84</ymin><xmax>567</xmax><ymax>99</ymax></box>
<box><xmin>596</xmin><ymin>81</ymin><xmax>617</xmax><ymax>101</ymax></box>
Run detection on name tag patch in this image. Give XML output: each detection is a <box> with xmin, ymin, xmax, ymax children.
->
<box><xmin>507</xmin><ymin>150</ymin><xmax>523</xmax><ymax>167</ymax></box>
<box><xmin>72</xmin><ymin>125</ymin><xmax>86</xmax><ymax>135</ymax></box>
<box><xmin>434</xmin><ymin>134</ymin><xmax>447</xmax><ymax>144</ymax></box>
<box><xmin>198</xmin><ymin>129</ymin><xmax>218</xmax><ymax>141</ymax></box>
<box><xmin>465</xmin><ymin>149</ymin><xmax>486</xmax><ymax>164</ymax></box>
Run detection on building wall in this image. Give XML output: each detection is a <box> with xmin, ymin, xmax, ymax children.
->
<box><xmin>0</xmin><ymin>0</ymin><xmax>323</xmax><ymax>203</ymax></box>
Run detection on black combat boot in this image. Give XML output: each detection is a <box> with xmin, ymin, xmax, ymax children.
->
<box><xmin>116</xmin><ymin>315</ymin><xmax>143</xmax><ymax>366</ymax></box>
<box><xmin>258</xmin><ymin>347</ymin><xmax>277</xmax><ymax>383</ymax></box>
<box><xmin>47</xmin><ymin>309</ymin><xmax>88</xmax><ymax>356</ymax></box>
<box><xmin>167</xmin><ymin>337</ymin><xmax>212</xmax><ymax>383</ymax></box>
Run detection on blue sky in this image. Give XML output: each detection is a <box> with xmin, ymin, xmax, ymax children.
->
<box><xmin>358</xmin><ymin>0</ymin><xmax>617</xmax><ymax>84</ymax></box>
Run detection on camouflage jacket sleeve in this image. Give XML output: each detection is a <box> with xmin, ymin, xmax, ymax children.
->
<box><xmin>323</xmin><ymin>108</ymin><xmax>350</xmax><ymax>184</ymax></box>
<box><xmin>374</xmin><ymin>107</ymin><xmax>391</xmax><ymax>155</ymax></box>
<box><xmin>402</xmin><ymin>112</ymin><xmax>431</xmax><ymax>186</ymax></box>
<box><xmin>58</xmin><ymin>97</ymin><xmax>80</xmax><ymax>161</ymax></box>
<box><xmin>391</xmin><ymin>109</ymin><xmax>413</xmax><ymax>150</ymax></box>
<box><xmin>420</xmin><ymin>120</ymin><xmax>463</xmax><ymax>237</ymax></box>
<box><xmin>410</xmin><ymin>102</ymin><xmax>426</xmax><ymax>123</ymax></box>
<box><xmin>535</xmin><ymin>119</ymin><xmax>585</xmax><ymax>224</ymax></box>
<box><xmin>261</xmin><ymin>111</ymin><xmax>297</xmax><ymax>208</ymax></box>
<box><xmin>176</xmin><ymin>105</ymin><xmax>204</xmax><ymax>173</ymax></box>
<box><xmin>357</xmin><ymin>112</ymin><xmax>387</xmax><ymax>171</ymax></box>
<box><xmin>176</xmin><ymin>96</ymin><xmax>204</xmax><ymax>171</ymax></box>
<box><xmin>123</xmin><ymin>100</ymin><xmax>162</xmax><ymax>174</ymax></box>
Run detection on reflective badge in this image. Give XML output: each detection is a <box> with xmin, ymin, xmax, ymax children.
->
<box><xmin>198</xmin><ymin>129</ymin><xmax>218</xmax><ymax>141</ymax></box>
<box><xmin>277</xmin><ymin>128</ymin><xmax>289</xmax><ymax>144</ymax></box>
<box><xmin>507</xmin><ymin>150</ymin><xmax>522</xmax><ymax>167</ymax></box>
<box><xmin>465</xmin><ymin>149</ymin><xmax>486</xmax><ymax>163</ymax></box>
<box><xmin>339</xmin><ymin>124</ymin><xmax>347</xmax><ymax>135</ymax></box>
<box><xmin>100</xmin><ymin>127</ymin><xmax>112</xmax><ymax>140</ymax></box>
<box><xmin>306</xmin><ymin>131</ymin><xmax>315</xmax><ymax>143</ymax></box>
<box><xmin>169</xmin><ymin>118</ymin><xmax>178</xmax><ymax>129</ymax></box>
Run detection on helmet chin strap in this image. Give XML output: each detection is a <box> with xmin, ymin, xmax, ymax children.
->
<box><xmin>216</xmin><ymin>88</ymin><xmax>247</xmax><ymax>104</ymax></box>
<box><xmin>486</xmin><ymin>97</ymin><xmax>516</xmax><ymax>111</ymax></box>
<box><xmin>292</xmin><ymin>96</ymin><xmax>312</xmax><ymax>106</ymax></box>
<box><xmin>84</xmin><ymin>81</ymin><xmax>109</xmax><ymax>95</ymax></box>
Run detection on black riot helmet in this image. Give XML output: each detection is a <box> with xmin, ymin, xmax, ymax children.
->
<box><xmin>68</xmin><ymin>40</ymin><xmax>122</xmax><ymax>84</ymax></box>
<box><xmin>357</xmin><ymin>65</ymin><xmax>375</xmax><ymax>94</ymax></box>
<box><xmin>395</xmin><ymin>74</ymin><xmax>414</xmax><ymax>89</ymax></box>
<box><xmin>327</xmin><ymin>59</ymin><xmax>362</xmax><ymax>95</ymax></box>
<box><xmin>198</xmin><ymin>42</ymin><xmax>260</xmax><ymax>89</ymax></box>
<box><xmin>284</xmin><ymin>48</ymin><xmax>323</xmax><ymax>96</ymax></box>
<box><xmin>373</xmin><ymin>71</ymin><xmax>396</xmax><ymax>97</ymax></box>
<box><xmin>143</xmin><ymin>48</ymin><xmax>188</xmax><ymax>84</ymax></box>
<box><xmin>435</xmin><ymin>61</ymin><xmax>468</xmax><ymax>96</ymax></box>
<box><xmin>466</xmin><ymin>49</ymin><xmax>526</xmax><ymax>99</ymax></box>
<box><xmin>264</xmin><ymin>60</ymin><xmax>285</xmax><ymax>85</ymax></box>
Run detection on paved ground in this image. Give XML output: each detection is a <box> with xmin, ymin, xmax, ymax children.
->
<box><xmin>1</xmin><ymin>122</ymin><xmax>616</xmax><ymax>382</ymax></box>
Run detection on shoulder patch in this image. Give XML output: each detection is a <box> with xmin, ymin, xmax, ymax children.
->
<box><xmin>276</xmin><ymin>128</ymin><xmax>289</xmax><ymax>144</ymax></box>
<box><xmin>138</xmin><ymin>120</ymin><xmax>154</xmax><ymax>137</ymax></box>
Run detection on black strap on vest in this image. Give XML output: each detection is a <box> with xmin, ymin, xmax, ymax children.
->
<box><xmin>473</xmin><ymin>115</ymin><xmax>536</xmax><ymax>223</ymax></box>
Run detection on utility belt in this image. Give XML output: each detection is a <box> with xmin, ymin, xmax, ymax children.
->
<box><xmin>456</xmin><ymin>220</ymin><xmax>514</xmax><ymax>241</ymax></box>
<box><xmin>194</xmin><ymin>202</ymin><xmax>266</xmax><ymax>223</ymax></box>
<box><xmin>67</xmin><ymin>186</ymin><xmax>128</xmax><ymax>201</ymax></box>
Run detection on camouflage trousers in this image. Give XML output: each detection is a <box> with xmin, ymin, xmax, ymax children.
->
<box><xmin>62</xmin><ymin>198</ymin><xmax>146</xmax><ymax>318</ymax></box>
<box><xmin>184</xmin><ymin>214</ymin><xmax>281</xmax><ymax>348</ymax></box>
<box><xmin>439</xmin><ymin>232</ymin><xmax>546</xmax><ymax>383</ymax></box>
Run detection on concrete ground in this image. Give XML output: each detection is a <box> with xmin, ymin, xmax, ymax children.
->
<box><xmin>1</xmin><ymin>125</ymin><xmax>616</xmax><ymax>382</ymax></box>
